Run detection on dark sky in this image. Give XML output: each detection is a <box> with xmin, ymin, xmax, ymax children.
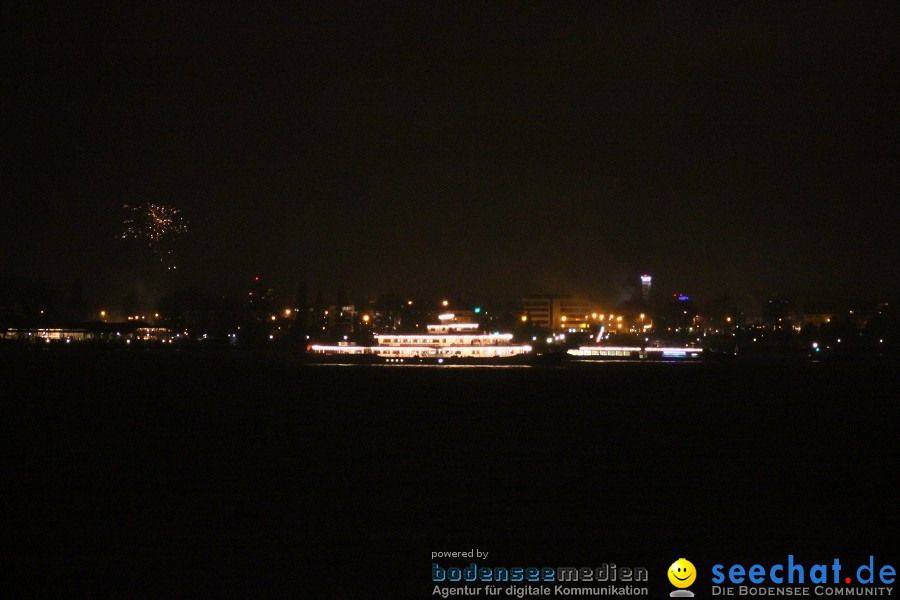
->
<box><xmin>3</xmin><ymin>3</ymin><xmax>898</xmax><ymax>307</ymax></box>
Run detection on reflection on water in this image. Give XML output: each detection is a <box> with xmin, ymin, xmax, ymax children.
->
<box><xmin>572</xmin><ymin>359</ymin><xmax>703</xmax><ymax>365</ymax></box>
<box><xmin>308</xmin><ymin>360</ymin><xmax>703</xmax><ymax>368</ymax></box>
<box><xmin>308</xmin><ymin>363</ymin><xmax>533</xmax><ymax>368</ymax></box>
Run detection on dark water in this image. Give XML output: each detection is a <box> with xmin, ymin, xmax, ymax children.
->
<box><xmin>4</xmin><ymin>350</ymin><xmax>898</xmax><ymax>597</ymax></box>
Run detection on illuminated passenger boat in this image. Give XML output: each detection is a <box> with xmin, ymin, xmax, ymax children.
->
<box><xmin>308</xmin><ymin>321</ymin><xmax>533</xmax><ymax>364</ymax></box>
<box><xmin>567</xmin><ymin>345</ymin><xmax>703</xmax><ymax>360</ymax></box>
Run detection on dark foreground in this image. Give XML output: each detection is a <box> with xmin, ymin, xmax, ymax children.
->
<box><xmin>4</xmin><ymin>349</ymin><xmax>898</xmax><ymax>597</ymax></box>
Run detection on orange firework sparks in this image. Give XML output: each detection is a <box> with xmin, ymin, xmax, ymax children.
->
<box><xmin>119</xmin><ymin>203</ymin><xmax>189</xmax><ymax>269</ymax></box>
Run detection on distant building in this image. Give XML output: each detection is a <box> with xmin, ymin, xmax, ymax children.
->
<box><xmin>640</xmin><ymin>274</ymin><xmax>652</xmax><ymax>304</ymax></box>
<box><xmin>326</xmin><ymin>304</ymin><xmax>358</xmax><ymax>337</ymax></box>
<box><xmin>522</xmin><ymin>296</ymin><xmax>602</xmax><ymax>330</ymax></box>
<box><xmin>798</xmin><ymin>309</ymin><xmax>833</xmax><ymax>328</ymax></box>
<box><xmin>1</xmin><ymin>321</ymin><xmax>172</xmax><ymax>343</ymax></box>
<box><xmin>762</xmin><ymin>299</ymin><xmax>798</xmax><ymax>330</ymax></box>
<box><xmin>522</xmin><ymin>297</ymin><xmax>553</xmax><ymax>328</ymax></box>
<box><xmin>248</xmin><ymin>276</ymin><xmax>275</xmax><ymax>319</ymax></box>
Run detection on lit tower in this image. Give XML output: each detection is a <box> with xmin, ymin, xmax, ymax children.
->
<box><xmin>640</xmin><ymin>274</ymin><xmax>652</xmax><ymax>304</ymax></box>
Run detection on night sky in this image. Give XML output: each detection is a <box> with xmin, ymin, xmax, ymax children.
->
<box><xmin>3</xmin><ymin>3</ymin><xmax>898</xmax><ymax>307</ymax></box>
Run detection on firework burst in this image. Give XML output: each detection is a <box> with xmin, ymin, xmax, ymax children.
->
<box><xmin>119</xmin><ymin>203</ymin><xmax>189</xmax><ymax>269</ymax></box>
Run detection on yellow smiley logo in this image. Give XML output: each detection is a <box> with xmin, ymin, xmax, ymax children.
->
<box><xmin>668</xmin><ymin>558</ymin><xmax>697</xmax><ymax>588</ymax></box>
